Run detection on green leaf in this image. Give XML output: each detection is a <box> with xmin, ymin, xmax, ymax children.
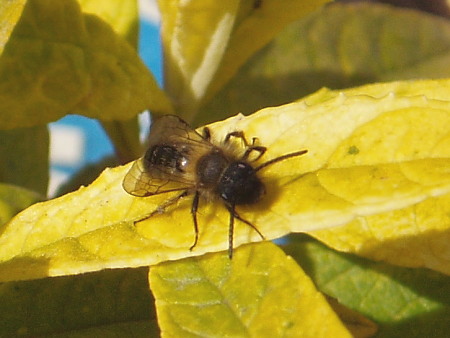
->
<box><xmin>0</xmin><ymin>183</ymin><xmax>42</xmax><ymax>226</ymax></box>
<box><xmin>101</xmin><ymin>117</ymin><xmax>142</xmax><ymax>164</ymax></box>
<box><xmin>203</xmin><ymin>0</ymin><xmax>331</xmax><ymax>116</ymax></box>
<box><xmin>76</xmin><ymin>0</ymin><xmax>143</xmax><ymax>162</ymax></box>
<box><xmin>0</xmin><ymin>268</ymin><xmax>158</xmax><ymax>337</ymax></box>
<box><xmin>0</xmin><ymin>0</ymin><xmax>173</xmax><ymax>130</ymax></box>
<box><xmin>159</xmin><ymin>0</ymin><xmax>330</xmax><ymax>123</ymax></box>
<box><xmin>54</xmin><ymin>156</ymin><xmax>118</xmax><ymax>196</ymax></box>
<box><xmin>0</xmin><ymin>125</ymin><xmax>49</xmax><ymax>195</ymax></box>
<box><xmin>149</xmin><ymin>242</ymin><xmax>351</xmax><ymax>337</ymax></box>
<box><xmin>197</xmin><ymin>2</ymin><xmax>450</xmax><ymax>124</ymax></box>
<box><xmin>283</xmin><ymin>235</ymin><xmax>450</xmax><ymax>338</ymax></box>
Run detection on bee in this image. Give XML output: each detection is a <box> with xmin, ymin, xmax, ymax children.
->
<box><xmin>122</xmin><ymin>115</ymin><xmax>307</xmax><ymax>258</ymax></box>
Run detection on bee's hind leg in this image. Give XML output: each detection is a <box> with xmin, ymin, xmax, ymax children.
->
<box><xmin>189</xmin><ymin>191</ymin><xmax>201</xmax><ymax>251</ymax></box>
<box><xmin>224</xmin><ymin>203</ymin><xmax>265</xmax><ymax>259</ymax></box>
<box><xmin>133</xmin><ymin>190</ymin><xmax>188</xmax><ymax>224</ymax></box>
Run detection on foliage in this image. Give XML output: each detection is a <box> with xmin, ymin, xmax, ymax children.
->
<box><xmin>0</xmin><ymin>0</ymin><xmax>449</xmax><ymax>336</ymax></box>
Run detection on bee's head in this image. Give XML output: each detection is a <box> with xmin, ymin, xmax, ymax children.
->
<box><xmin>217</xmin><ymin>161</ymin><xmax>265</xmax><ymax>205</ymax></box>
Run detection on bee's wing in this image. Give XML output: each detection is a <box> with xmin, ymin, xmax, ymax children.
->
<box><xmin>147</xmin><ymin>115</ymin><xmax>207</xmax><ymax>147</ymax></box>
<box><xmin>123</xmin><ymin>115</ymin><xmax>211</xmax><ymax>197</ymax></box>
<box><xmin>122</xmin><ymin>157</ymin><xmax>194</xmax><ymax>196</ymax></box>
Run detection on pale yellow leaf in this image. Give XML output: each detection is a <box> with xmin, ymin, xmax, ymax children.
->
<box><xmin>0</xmin><ymin>79</ymin><xmax>448</xmax><ymax>281</ymax></box>
<box><xmin>159</xmin><ymin>0</ymin><xmax>240</xmax><ymax>116</ymax></box>
<box><xmin>311</xmin><ymin>193</ymin><xmax>450</xmax><ymax>275</ymax></box>
<box><xmin>78</xmin><ymin>0</ymin><xmax>139</xmax><ymax>45</ymax></box>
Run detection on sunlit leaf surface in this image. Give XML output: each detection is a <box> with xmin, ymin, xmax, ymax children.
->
<box><xmin>150</xmin><ymin>242</ymin><xmax>351</xmax><ymax>338</ymax></box>
<box><xmin>78</xmin><ymin>0</ymin><xmax>139</xmax><ymax>45</ymax></box>
<box><xmin>0</xmin><ymin>0</ymin><xmax>25</xmax><ymax>54</ymax></box>
<box><xmin>0</xmin><ymin>79</ymin><xmax>448</xmax><ymax>282</ymax></box>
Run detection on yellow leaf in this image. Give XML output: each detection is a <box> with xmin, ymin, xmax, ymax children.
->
<box><xmin>149</xmin><ymin>242</ymin><xmax>351</xmax><ymax>338</ymax></box>
<box><xmin>78</xmin><ymin>0</ymin><xmax>139</xmax><ymax>46</ymax></box>
<box><xmin>0</xmin><ymin>0</ymin><xmax>25</xmax><ymax>54</ymax></box>
<box><xmin>311</xmin><ymin>193</ymin><xmax>450</xmax><ymax>275</ymax></box>
<box><xmin>159</xmin><ymin>0</ymin><xmax>240</xmax><ymax>116</ymax></box>
<box><xmin>0</xmin><ymin>79</ymin><xmax>448</xmax><ymax>282</ymax></box>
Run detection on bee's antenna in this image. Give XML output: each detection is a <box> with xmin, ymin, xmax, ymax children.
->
<box><xmin>255</xmin><ymin>150</ymin><xmax>308</xmax><ymax>172</ymax></box>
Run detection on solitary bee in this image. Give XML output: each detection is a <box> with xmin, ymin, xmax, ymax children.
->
<box><xmin>123</xmin><ymin>115</ymin><xmax>307</xmax><ymax>258</ymax></box>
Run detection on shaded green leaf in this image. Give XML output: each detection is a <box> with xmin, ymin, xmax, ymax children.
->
<box><xmin>54</xmin><ymin>155</ymin><xmax>118</xmax><ymax>196</ymax></box>
<box><xmin>0</xmin><ymin>183</ymin><xmax>42</xmax><ymax>226</ymax></box>
<box><xmin>101</xmin><ymin>117</ymin><xmax>142</xmax><ymax>164</ymax></box>
<box><xmin>197</xmin><ymin>2</ymin><xmax>450</xmax><ymax>124</ymax></box>
<box><xmin>159</xmin><ymin>0</ymin><xmax>330</xmax><ymax>123</ymax></box>
<box><xmin>77</xmin><ymin>0</ymin><xmax>143</xmax><ymax>162</ymax></box>
<box><xmin>0</xmin><ymin>0</ymin><xmax>172</xmax><ymax>130</ymax></box>
<box><xmin>283</xmin><ymin>235</ymin><xmax>450</xmax><ymax>338</ymax></box>
<box><xmin>0</xmin><ymin>125</ymin><xmax>49</xmax><ymax>195</ymax></box>
<box><xmin>203</xmin><ymin>0</ymin><xmax>331</xmax><ymax>118</ymax></box>
<box><xmin>0</xmin><ymin>268</ymin><xmax>157</xmax><ymax>337</ymax></box>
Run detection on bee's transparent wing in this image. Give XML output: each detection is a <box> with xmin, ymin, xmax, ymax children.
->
<box><xmin>122</xmin><ymin>157</ymin><xmax>193</xmax><ymax>196</ymax></box>
<box><xmin>122</xmin><ymin>115</ymin><xmax>212</xmax><ymax>197</ymax></box>
<box><xmin>147</xmin><ymin>115</ymin><xmax>207</xmax><ymax>147</ymax></box>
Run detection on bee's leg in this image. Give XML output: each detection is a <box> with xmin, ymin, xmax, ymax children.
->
<box><xmin>225</xmin><ymin>131</ymin><xmax>266</xmax><ymax>161</ymax></box>
<box><xmin>242</xmin><ymin>145</ymin><xmax>266</xmax><ymax>162</ymax></box>
<box><xmin>133</xmin><ymin>191</ymin><xmax>188</xmax><ymax>223</ymax></box>
<box><xmin>225</xmin><ymin>204</ymin><xmax>265</xmax><ymax>259</ymax></box>
<box><xmin>202</xmin><ymin>127</ymin><xmax>211</xmax><ymax>141</ymax></box>
<box><xmin>189</xmin><ymin>191</ymin><xmax>200</xmax><ymax>251</ymax></box>
<box><xmin>224</xmin><ymin>131</ymin><xmax>248</xmax><ymax>146</ymax></box>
